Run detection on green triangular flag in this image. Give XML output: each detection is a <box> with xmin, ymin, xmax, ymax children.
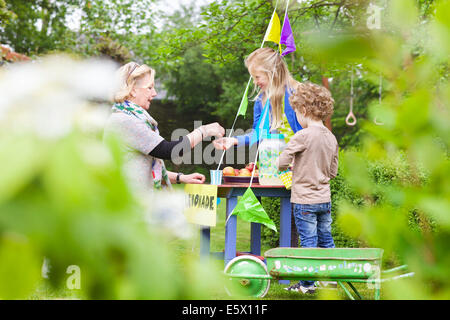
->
<box><xmin>237</xmin><ymin>79</ymin><xmax>251</xmax><ymax>117</ymax></box>
<box><xmin>227</xmin><ymin>188</ymin><xmax>277</xmax><ymax>232</ymax></box>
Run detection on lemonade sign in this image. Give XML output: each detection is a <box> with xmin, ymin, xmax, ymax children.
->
<box><xmin>184</xmin><ymin>184</ymin><xmax>218</xmax><ymax>227</ymax></box>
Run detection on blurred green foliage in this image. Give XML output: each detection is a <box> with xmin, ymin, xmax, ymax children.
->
<box><xmin>0</xmin><ymin>0</ymin><xmax>15</xmax><ymax>23</ymax></box>
<box><xmin>0</xmin><ymin>130</ymin><xmax>225</xmax><ymax>299</ymax></box>
<box><xmin>0</xmin><ymin>58</ymin><xmax>226</xmax><ymax>300</ymax></box>
<box><xmin>327</xmin><ymin>0</ymin><xmax>449</xmax><ymax>299</ymax></box>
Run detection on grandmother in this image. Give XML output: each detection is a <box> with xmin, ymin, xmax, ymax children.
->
<box><xmin>104</xmin><ymin>62</ymin><xmax>224</xmax><ymax>195</ymax></box>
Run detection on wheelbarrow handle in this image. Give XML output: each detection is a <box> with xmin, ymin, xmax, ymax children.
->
<box><xmin>381</xmin><ymin>264</ymin><xmax>409</xmax><ymax>275</ymax></box>
<box><xmin>379</xmin><ymin>272</ymin><xmax>415</xmax><ymax>283</ymax></box>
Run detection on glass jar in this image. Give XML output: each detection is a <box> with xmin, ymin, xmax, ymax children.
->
<box><xmin>258</xmin><ymin>133</ymin><xmax>287</xmax><ymax>186</ymax></box>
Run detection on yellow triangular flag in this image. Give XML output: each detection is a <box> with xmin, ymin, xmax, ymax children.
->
<box><xmin>264</xmin><ymin>11</ymin><xmax>281</xmax><ymax>45</ymax></box>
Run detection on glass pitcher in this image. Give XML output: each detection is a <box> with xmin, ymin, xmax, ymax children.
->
<box><xmin>258</xmin><ymin>133</ymin><xmax>287</xmax><ymax>186</ymax></box>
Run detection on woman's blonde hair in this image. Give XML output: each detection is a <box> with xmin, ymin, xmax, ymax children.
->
<box><xmin>114</xmin><ymin>62</ymin><xmax>155</xmax><ymax>103</ymax></box>
<box><xmin>245</xmin><ymin>47</ymin><xmax>296</xmax><ymax>130</ymax></box>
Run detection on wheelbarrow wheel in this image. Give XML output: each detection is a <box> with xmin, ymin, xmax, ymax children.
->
<box><xmin>224</xmin><ymin>255</ymin><xmax>270</xmax><ymax>298</ymax></box>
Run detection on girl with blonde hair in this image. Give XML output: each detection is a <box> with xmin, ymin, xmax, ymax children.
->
<box><xmin>213</xmin><ymin>47</ymin><xmax>303</xmax><ymax>149</ymax></box>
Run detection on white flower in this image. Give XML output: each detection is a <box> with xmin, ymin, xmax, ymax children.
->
<box><xmin>144</xmin><ymin>190</ymin><xmax>194</xmax><ymax>239</ymax></box>
<box><xmin>0</xmin><ymin>55</ymin><xmax>118</xmax><ymax>140</ymax></box>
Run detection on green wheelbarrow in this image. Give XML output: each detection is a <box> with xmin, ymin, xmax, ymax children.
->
<box><xmin>224</xmin><ymin>247</ymin><xmax>414</xmax><ymax>300</ymax></box>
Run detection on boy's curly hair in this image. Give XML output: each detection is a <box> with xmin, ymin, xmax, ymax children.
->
<box><xmin>289</xmin><ymin>82</ymin><xmax>335</xmax><ymax>121</ymax></box>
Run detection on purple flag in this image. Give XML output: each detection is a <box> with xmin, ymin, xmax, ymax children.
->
<box><xmin>280</xmin><ymin>13</ymin><xmax>296</xmax><ymax>56</ymax></box>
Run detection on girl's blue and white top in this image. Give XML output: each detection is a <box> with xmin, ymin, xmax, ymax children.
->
<box><xmin>235</xmin><ymin>87</ymin><xmax>303</xmax><ymax>146</ymax></box>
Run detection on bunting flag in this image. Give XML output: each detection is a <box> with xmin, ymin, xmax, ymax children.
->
<box><xmin>280</xmin><ymin>11</ymin><xmax>296</xmax><ymax>56</ymax></box>
<box><xmin>226</xmin><ymin>188</ymin><xmax>277</xmax><ymax>232</ymax></box>
<box><xmin>250</xmin><ymin>98</ymin><xmax>271</xmax><ymax>146</ymax></box>
<box><xmin>237</xmin><ymin>79</ymin><xmax>251</xmax><ymax>117</ymax></box>
<box><xmin>263</xmin><ymin>11</ymin><xmax>282</xmax><ymax>54</ymax></box>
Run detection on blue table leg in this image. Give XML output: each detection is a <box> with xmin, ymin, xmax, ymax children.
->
<box><xmin>200</xmin><ymin>227</ymin><xmax>210</xmax><ymax>260</ymax></box>
<box><xmin>250</xmin><ymin>196</ymin><xmax>262</xmax><ymax>257</ymax></box>
<box><xmin>224</xmin><ymin>196</ymin><xmax>238</xmax><ymax>266</ymax></box>
<box><xmin>279</xmin><ymin>197</ymin><xmax>292</xmax><ymax>285</ymax></box>
<box><xmin>280</xmin><ymin>197</ymin><xmax>292</xmax><ymax>247</ymax></box>
<box><xmin>250</xmin><ymin>223</ymin><xmax>261</xmax><ymax>256</ymax></box>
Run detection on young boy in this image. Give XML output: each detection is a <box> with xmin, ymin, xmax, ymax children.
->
<box><xmin>277</xmin><ymin>82</ymin><xmax>339</xmax><ymax>294</ymax></box>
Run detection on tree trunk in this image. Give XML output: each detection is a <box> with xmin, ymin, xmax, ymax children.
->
<box><xmin>322</xmin><ymin>76</ymin><xmax>332</xmax><ymax>132</ymax></box>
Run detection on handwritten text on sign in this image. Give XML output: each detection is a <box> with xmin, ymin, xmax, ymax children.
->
<box><xmin>184</xmin><ymin>184</ymin><xmax>218</xmax><ymax>227</ymax></box>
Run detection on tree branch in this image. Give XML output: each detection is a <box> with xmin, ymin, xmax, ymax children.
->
<box><xmin>223</xmin><ymin>1</ymin><xmax>267</xmax><ymax>37</ymax></box>
<box><xmin>293</xmin><ymin>0</ymin><xmax>347</xmax><ymax>17</ymax></box>
<box><xmin>329</xmin><ymin>5</ymin><xmax>342</xmax><ymax>31</ymax></box>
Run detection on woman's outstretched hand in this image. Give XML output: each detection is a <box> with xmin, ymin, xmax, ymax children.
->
<box><xmin>201</xmin><ymin>122</ymin><xmax>225</xmax><ymax>138</ymax></box>
<box><xmin>180</xmin><ymin>173</ymin><xmax>206</xmax><ymax>184</ymax></box>
<box><xmin>213</xmin><ymin>137</ymin><xmax>238</xmax><ymax>150</ymax></box>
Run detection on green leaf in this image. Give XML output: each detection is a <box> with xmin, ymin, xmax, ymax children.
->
<box><xmin>0</xmin><ymin>234</ymin><xmax>41</xmax><ymax>299</ymax></box>
<box><xmin>0</xmin><ymin>136</ymin><xmax>47</xmax><ymax>205</ymax></box>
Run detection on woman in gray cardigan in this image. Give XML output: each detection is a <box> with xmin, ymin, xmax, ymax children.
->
<box><xmin>104</xmin><ymin>62</ymin><xmax>224</xmax><ymax>195</ymax></box>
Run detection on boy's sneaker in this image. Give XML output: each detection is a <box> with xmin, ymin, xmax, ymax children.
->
<box><xmin>284</xmin><ymin>283</ymin><xmax>316</xmax><ymax>294</ymax></box>
<box><xmin>299</xmin><ymin>285</ymin><xmax>316</xmax><ymax>294</ymax></box>
<box><xmin>315</xmin><ymin>281</ymin><xmax>338</xmax><ymax>289</ymax></box>
<box><xmin>284</xmin><ymin>282</ymin><xmax>302</xmax><ymax>292</ymax></box>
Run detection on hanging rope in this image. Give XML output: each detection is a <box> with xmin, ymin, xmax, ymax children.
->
<box><xmin>346</xmin><ymin>68</ymin><xmax>357</xmax><ymax>126</ymax></box>
<box><xmin>374</xmin><ymin>73</ymin><xmax>384</xmax><ymax>125</ymax></box>
<box><xmin>283</xmin><ymin>0</ymin><xmax>290</xmax><ymax>25</ymax></box>
<box><xmin>215</xmin><ymin>92</ymin><xmax>246</xmax><ymax>171</ymax></box>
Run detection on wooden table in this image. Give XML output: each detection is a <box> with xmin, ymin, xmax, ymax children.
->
<box><xmin>200</xmin><ymin>183</ymin><xmax>292</xmax><ymax>275</ymax></box>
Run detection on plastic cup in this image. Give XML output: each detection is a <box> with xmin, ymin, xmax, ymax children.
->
<box><xmin>210</xmin><ymin>170</ymin><xmax>223</xmax><ymax>185</ymax></box>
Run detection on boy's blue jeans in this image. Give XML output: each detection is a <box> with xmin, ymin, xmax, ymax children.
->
<box><xmin>293</xmin><ymin>202</ymin><xmax>335</xmax><ymax>288</ymax></box>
